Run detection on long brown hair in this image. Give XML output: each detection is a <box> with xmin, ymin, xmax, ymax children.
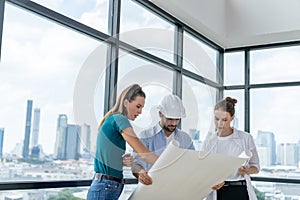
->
<box><xmin>98</xmin><ymin>84</ymin><xmax>146</xmax><ymax>129</ymax></box>
<box><xmin>214</xmin><ymin>97</ymin><xmax>237</xmax><ymax>117</ymax></box>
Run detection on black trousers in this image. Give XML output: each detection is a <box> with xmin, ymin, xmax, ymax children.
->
<box><xmin>217</xmin><ymin>185</ymin><xmax>249</xmax><ymax>200</ymax></box>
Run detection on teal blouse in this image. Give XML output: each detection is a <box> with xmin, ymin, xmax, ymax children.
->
<box><xmin>94</xmin><ymin>114</ymin><xmax>131</xmax><ymax>179</ymax></box>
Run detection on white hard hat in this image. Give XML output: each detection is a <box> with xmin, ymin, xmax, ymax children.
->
<box><xmin>157</xmin><ymin>94</ymin><xmax>186</xmax><ymax>118</ymax></box>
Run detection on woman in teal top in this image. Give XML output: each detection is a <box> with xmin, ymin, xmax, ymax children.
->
<box><xmin>87</xmin><ymin>84</ymin><xmax>158</xmax><ymax>200</ymax></box>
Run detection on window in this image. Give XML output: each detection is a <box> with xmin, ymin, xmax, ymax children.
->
<box><xmin>250</xmin><ymin>86</ymin><xmax>300</xmax><ymax>169</ymax></box>
<box><xmin>182</xmin><ymin>76</ymin><xmax>216</xmax><ymax>150</ymax></box>
<box><xmin>183</xmin><ymin>31</ymin><xmax>217</xmax><ymax>82</ymax></box>
<box><xmin>120</xmin><ymin>0</ymin><xmax>175</xmax><ymax>63</ymax></box>
<box><xmin>224</xmin><ymin>52</ymin><xmax>245</xmax><ymax>85</ymax></box>
<box><xmin>118</xmin><ymin>50</ymin><xmax>173</xmax><ymax>133</ymax></box>
<box><xmin>0</xmin><ymin>3</ymin><xmax>101</xmax><ymax>181</ymax></box>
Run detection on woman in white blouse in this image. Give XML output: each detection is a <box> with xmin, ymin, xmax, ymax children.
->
<box><xmin>202</xmin><ymin>97</ymin><xmax>260</xmax><ymax>200</ymax></box>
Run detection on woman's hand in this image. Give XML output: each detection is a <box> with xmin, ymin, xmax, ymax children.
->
<box><xmin>138</xmin><ymin>169</ymin><xmax>152</xmax><ymax>185</ymax></box>
<box><xmin>238</xmin><ymin>165</ymin><xmax>259</xmax><ymax>175</ymax></box>
<box><xmin>211</xmin><ymin>181</ymin><xmax>225</xmax><ymax>190</ymax></box>
<box><xmin>238</xmin><ymin>166</ymin><xmax>248</xmax><ymax>175</ymax></box>
<box><xmin>122</xmin><ymin>153</ymin><xmax>133</xmax><ymax>167</ymax></box>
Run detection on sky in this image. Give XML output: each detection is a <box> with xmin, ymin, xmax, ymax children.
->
<box><xmin>1</xmin><ymin>0</ymin><xmax>300</xmax><ymax>155</ymax></box>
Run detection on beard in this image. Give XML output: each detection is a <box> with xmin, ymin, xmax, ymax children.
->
<box><xmin>163</xmin><ymin>125</ymin><xmax>176</xmax><ymax>133</ymax></box>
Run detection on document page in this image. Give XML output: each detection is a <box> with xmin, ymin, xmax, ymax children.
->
<box><xmin>129</xmin><ymin>141</ymin><xmax>250</xmax><ymax>200</ymax></box>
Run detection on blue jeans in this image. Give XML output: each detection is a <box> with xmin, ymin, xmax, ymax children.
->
<box><xmin>86</xmin><ymin>179</ymin><xmax>124</xmax><ymax>200</ymax></box>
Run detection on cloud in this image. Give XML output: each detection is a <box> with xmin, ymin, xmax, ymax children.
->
<box><xmin>251</xmin><ymin>47</ymin><xmax>300</xmax><ymax>83</ymax></box>
<box><xmin>31</xmin><ymin>0</ymin><xmax>64</xmax><ymax>9</ymax></box>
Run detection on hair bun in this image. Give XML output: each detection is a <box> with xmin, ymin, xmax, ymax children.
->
<box><xmin>225</xmin><ymin>97</ymin><xmax>237</xmax><ymax>104</ymax></box>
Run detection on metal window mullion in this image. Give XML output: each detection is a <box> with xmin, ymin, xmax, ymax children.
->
<box><xmin>217</xmin><ymin>50</ymin><xmax>224</xmax><ymax>101</ymax></box>
<box><xmin>103</xmin><ymin>0</ymin><xmax>121</xmax><ymax>114</ymax></box>
<box><xmin>1</xmin><ymin>177</ymin><xmax>300</xmax><ymax>191</ymax></box>
<box><xmin>244</xmin><ymin>49</ymin><xmax>250</xmax><ymax>132</ymax></box>
<box><xmin>103</xmin><ymin>45</ymin><xmax>119</xmax><ymax>114</ymax></box>
<box><xmin>173</xmin><ymin>24</ymin><xmax>184</xmax><ymax>130</ymax></box>
<box><xmin>119</xmin><ymin>41</ymin><xmax>181</xmax><ymax>72</ymax></box>
<box><xmin>173</xmin><ymin>25</ymin><xmax>184</xmax><ymax>97</ymax></box>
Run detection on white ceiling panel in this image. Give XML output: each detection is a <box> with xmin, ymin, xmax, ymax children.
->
<box><xmin>150</xmin><ymin>0</ymin><xmax>300</xmax><ymax>48</ymax></box>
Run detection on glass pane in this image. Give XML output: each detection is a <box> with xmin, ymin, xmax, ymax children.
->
<box><xmin>117</xmin><ymin>50</ymin><xmax>173</xmax><ymax>134</ymax></box>
<box><xmin>224</xmin><ymin>52</ymin><xmax>245</xmax><ymax>85</ymax></box>
<box><xmin>183</xmin><ymin>31</ymin><xmax>217</xmax><ymax>82</ymax></box>
<box><xmin>182</xmin><ymin>76</ymin><xmax>216</xmax><ymax>150</ymax></box>
<box><xmin>0</xmin><ymin>3</ymin><xmax>104</xmax><ymax>181</ymax></box>
<box><xmin>120</xmin><ymin>0</ymin><xmax>175</xmax><ymax>63</ymax></box>
<box><xmin>250</xmin><ymin>87</ymin><xmax>300</xmax><ymax>175</ymax></box>
<box><xmin>224</xmin><ymin>90</ymin><xmax>245</xmax><ymax>131</ymax></box>
<box><xmin>31</xmin><ymin>0</ymin><xmax>109</xmax><ymax>33</ymax></box>
<box><xmin>252</xmin><ymin>181</ymin><xmax>300</xmax><ymax>199</ymax></box>
<box><xmin>250</xmin><ymin>46</ymin><xmax>300</xmax><ymax>84</ymax></box>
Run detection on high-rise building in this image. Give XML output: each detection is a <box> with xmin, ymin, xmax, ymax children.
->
<box><xmin>0</xmin><ymin>128</ymin><xmax>4</xmax><ymax>158</ymax></box>
<box><xmin>256</xmin><ymin>130</ymin><xmax>276</xmax><ymax>166</ymax></box>
<box><xmin>65</xmin><ymin>124</ymin><xmax>81</xmax><ymax>160</ymax></box>
<box><xmin>54</xmin><ymin>114</ymin><xmax>68</xmax><ymax>160</ymax></box>
<box><xmin>22</xmin><ymin>100</ymin><xmax>33</xmax><ymax>159</ymax></box>
<box><xmin>30</xmin><ymin>108</ymin><xmax>40</xmax><ymax>149</ymax></box>
<box><xmin>256</xmin><ymin>146</ymin><xmax>270</xmax><ymax>167</ymax></box>
<box><xmin>80</xmin><ymin>123</ymin><xmax>91</xmax><ymax>156</ymax></box>
<box><xmin>277</xmin><ymin>143</ymin><xmax>298</xmax><ymax>166</ymax></box>
<box><xmin>54</xmin><ymin>114</ymin><xmax>87</xmax><ymax>160</ymax></box>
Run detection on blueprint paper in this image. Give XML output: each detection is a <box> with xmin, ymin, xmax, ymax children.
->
<box><xmin>129</xmin><ymin>141</ymin><xmax>250</xmax><ymax>200</ymax></box>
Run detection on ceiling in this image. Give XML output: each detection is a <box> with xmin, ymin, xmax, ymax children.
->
<box><xmin>150</xmin><ymin>0</ymin><xmax>300</xmax><ymax>49</ymax></box>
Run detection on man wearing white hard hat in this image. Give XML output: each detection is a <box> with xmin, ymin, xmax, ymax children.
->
<box><xmin>132</xmin><ymin>94</ymin><xmax>195</xmax><ymax>185</ymax></box>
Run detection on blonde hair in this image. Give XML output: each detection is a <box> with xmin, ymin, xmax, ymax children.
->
<box><xmin>98</xmin><ymin>84</ymin><xmax>146</xmax><ymax>129</ymax></box>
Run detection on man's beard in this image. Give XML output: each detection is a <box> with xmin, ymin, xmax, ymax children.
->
<box><xmin>163</xmin><ymin>125</ymin><xmax>176</xmax><ymax>133</ymax></box>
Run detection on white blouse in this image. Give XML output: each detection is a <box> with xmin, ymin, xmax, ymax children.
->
<box><xmin>201</xmin><ymin>128</ymin><xmax>260</xmax><ymax>200</ymax></box>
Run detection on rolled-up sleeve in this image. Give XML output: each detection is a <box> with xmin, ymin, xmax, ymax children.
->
<box><xmin>248</xmin><ymin>136</ymin><xmax>260</xmax><ymax>171</ymax></box>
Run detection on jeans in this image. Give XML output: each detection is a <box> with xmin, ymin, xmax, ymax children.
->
<box><xmin>86</xmin><ymin>179</ymin><xmax>124</xmax><ymax>200</ymax></box>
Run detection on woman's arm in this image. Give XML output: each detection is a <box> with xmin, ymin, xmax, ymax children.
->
<box><xmin>122</xmin><ymin>127</ymin><xmax>158</xmax><ymax>165</ymax></box>
<box><xmin>239</xmin><ymin>141</ymin><xmax>260</xmax><ymax>175</ymax></box>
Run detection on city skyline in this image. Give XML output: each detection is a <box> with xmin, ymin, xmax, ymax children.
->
<box><xmin>2</xmin><ymin>98</ymin><xmax>300</xmax><ymax>170</ymax></box>
<box><xmin>0</xmin><ymin>99</ymin><xmax>92</xmax><ymax>159</ymax></box>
